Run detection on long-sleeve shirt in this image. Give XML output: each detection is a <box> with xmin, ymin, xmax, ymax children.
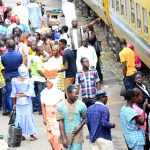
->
<box><xmin>76</xmin><ymin>45</ymin><xmax>97</xmax><ymax>72</ymax></box>
<box><xmin>86</xmin><ymin>102</ymin><xmax>113</xmax><ymax>143</ymax></box>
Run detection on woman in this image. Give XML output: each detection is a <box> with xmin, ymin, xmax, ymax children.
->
<box><xmin>132</xmin><ymin>88</ymin><xmax>147</xmax><ymax>132</ymax></box>
<box><xmin>10</xmin><ymin>64</ymin><xmax>37</xmax><ymax>141</ymax></box>
<box><xmin>44</xmin><ymin>45</ymin><xmax>64</xmax><ymax>91</ymax></box>
<box><xmin>120</xmin><ymin>89</ymin><xmax>146</xmax><ymax>150</ymax></box>
<box><xmin>135</xmin><ymin>71</ymin><xmax>150</xmax><ymax>108</ymax></box>
<box><xmin>84</xmin><ymin>24</ymin><xmax>103</xmax><ymax>82</ymax></box>
<box><xmin>41</xmin><ymin>80</ymin><xmax>64</xmax><ymax>150</ymax></box>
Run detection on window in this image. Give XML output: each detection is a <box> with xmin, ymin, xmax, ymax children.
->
<box><xmin>120</xmin><ymin>0</ymin><xmax>124</xmax><ymax>16</ymax></box>
<box><xmin>136</xmin><ymin>3</ymin><xmax>141</xmax><ymax>30</ymax></box>
<box><xmin>130</xmin><ymin>0</ymin><xmax>135</xmax><ymax>24</ymax></box>
<box><xmin>125</xmin><ymin>0</ymin><xmax>130</xmax><ymax>22</ymax></box>
<box><xmin>116</xmin><ymin>0</ymin><xmax>119</xmax><ymax>11</ymax></box>
<box><xmin>142</xmin><ymin>8</ymin><xmax>148</xmax><ymax>36</ymax></box>
<box><xmin>112</xmin><ymin>0</ymin><xmax>115</xmax><ymax>9</ymax></box>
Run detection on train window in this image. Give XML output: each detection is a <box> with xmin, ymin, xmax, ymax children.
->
<box><xmin>120</xmin><ymin>0</ymin><xmax>124</xmax><ymax>16</ymax></box>
<box><xmin>116</xmin><ymin>0</ymin><xmax>119</xmax><ymax>11</ymax></box>
<box><xmin>125</xmin><ymin>0</ymin><xmax>130</xmax><ymax>22</ymax></box>
<box><xmin>136</xmin><ymin>3</ymin><xmax>141</xmax><ymax>30</ymax></box>
<box><xmin>112</xmin><ymin>0</ymin><xmax>115</xmax><ymax>9</ymax></box>
<box><xmin>142</xmin><ymin>8</ymin><xmax>148</xmax><ymax>36</ymax></box>
<box><xmin>130</xmin><ymin>0</ymin><xmax>135</xmax><ymax>24</ymax></box>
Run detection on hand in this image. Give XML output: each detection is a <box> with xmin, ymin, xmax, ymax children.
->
<box><xmin>112</xmin><ymin>123</ymin><xmax>115</xmax><ymax>128</ymax></box>
<box><xmin>72</xmin><ymin>126</ymin><xmax>81</xmax><ymax>135</ymax></box>
<box><xmin>95</xmin><ymin>18</ymin><xmax>100</xmax><ymax>23</ymax></box>
<box><xmin>13</xmin><ymin>104</ymin><xmax>16</xmax><ymax>109</ymax></box>
<box><xmin>62</xmin><ymin>137</ymin><xmax>68</xmax><ymax>148</ymax></box>
<box><xmin>43</xmin><ymin>120</ymin><xmax>47</xmax><ymax>125</ymax></box>
<box><xmin>143</xmin><ymin>100</ymin><xmax>148</xmax><ymax>110</ymax></box>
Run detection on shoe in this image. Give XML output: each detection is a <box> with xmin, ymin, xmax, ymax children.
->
<box><xmin>2</xmin><ymin>112</ymin><xmax>10</xmax><ymax>116</ymax></box>
<box><xmin>30</xmin><ymin>136</ymin><xmax>38</xmax><ymax>141</ymax></box>
<box><xmin>22</xmin><ymin>136</ymin><xmax>26</xmax><ymax>141</ymax></box>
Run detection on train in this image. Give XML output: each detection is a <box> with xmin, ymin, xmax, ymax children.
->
<box><xmin>75</xmin><ymin>0</ymin><xmax>150</xmax><ymax>76</ymax></box>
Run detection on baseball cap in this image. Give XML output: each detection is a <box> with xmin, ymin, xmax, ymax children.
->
<box><xmin>96</xmin><ymin>89</ymin><xmax>109</xmax><ymax>99</ymax></box>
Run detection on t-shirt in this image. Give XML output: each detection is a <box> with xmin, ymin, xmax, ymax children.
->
<box><xmin>30</xmin><ymin>55</ymin><xmax>45</xmax><ymax>82</ymax></box>
<box><xmin>119</xmin><ymin>47</ymin><xmax>137</xmax><ymax>76</ymax></box>
<box><xmin>63</xmin><ymin>49</ymin><xmax>77</xmax><ymax>78</ymax></box>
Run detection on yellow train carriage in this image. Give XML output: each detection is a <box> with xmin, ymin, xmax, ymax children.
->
<box><xmin>83</xmin><ymin>0</ymin><xmax>150</xmax><ymax>69</ymax></box>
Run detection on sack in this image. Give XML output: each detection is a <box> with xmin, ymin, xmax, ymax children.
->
<box><xmin>8</xmin><ymin>109</ymin><xmax>16</xmax><ymax>125</ymax></box>
<box><xmin>120</xmin><ymin>84</ymin><xmax>126</xmax><ymax>96</ymax></box>
<box><xmin>93</xmin><ymin>41</ymin><xmax>102</xmax><ymax>53</ymax></box>
<box><xmin>8</xmin><ymin>125</ymin><xmax>22</xmax><ymax>147</ymax></box>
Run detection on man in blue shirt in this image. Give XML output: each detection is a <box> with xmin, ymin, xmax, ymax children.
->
<box><xmin>1</xmin><ymin>39</ymin><xmax>22</xmax><ymax>115</ymax></box>
<box><xmin>86</xmin><ymin>90</ymin><xmax>115</xmax><ymax>150</ymax></box>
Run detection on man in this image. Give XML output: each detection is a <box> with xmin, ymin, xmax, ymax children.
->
<box><xmin>75</xmin><ymin>57</ymin><xmax>101</xmax><ymax>108</ymax></box>
<box><xmin>62</xmin><ymin>0</ymin><xmax>76</xmax><ymax>28</ymax></box>
<box><xmin>30</xmin><ymin>46</ymin><xmax>46</xmax><ymax>115</ymax></box>
<box><xmin>13</xmin><ymin>0</ymin><xmax>29</xmax><ymax>26</ymax></box>
<box><xmin>27</xmin><ymin>0</ymin><xmax>42</xmax><ymax>32</ymax></box>
<box><xmin>119</xmin><ymin>38</ymin><xmax>137</xmax><ymax>90</ymax></box>
<box><xmin>76</xmin><ymin>37</ymin><xmax>97</xmax><ymax>71</ymax></box>
<box><xmin>1</xmin><ymin>39</ymin><xmax>22</xmax><ymax>115</ymax></box>
<box><xmin>58</xmin><ymin>39</ymin><xmax>77</xmax><ymax>93</ymax></box>
<box><xmin>69</xmin><ymin>18</ymin><xmax>100</xmax><ymax>52</ymax></box>
<box><xmin>86</xmin><ymin>90</ymin><xmax>115</xmax><ymax>150</ymax></box>
<box><xmin>57</xmin><ymin>84</ymin><xmax>87</xmax><ymax>150</ymax></box>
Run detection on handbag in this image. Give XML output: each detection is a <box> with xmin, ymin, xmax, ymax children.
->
<box><xmin>8</xmin><ymin>109</ymin><xmax>16</xmax><ymax>125</ymax></box>
<box><xmin>8</xmin><ymin>124</ymin><xmax>22</xmax><ymax>147</ymax></box>
<box><xmin>93</xmin><ymin>41</ymin><xmax>102</xmax><ymax>53</ymax></box>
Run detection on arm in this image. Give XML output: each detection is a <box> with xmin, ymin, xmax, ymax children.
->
<box><xmin>122</xmin><ymin>62</ymin><xmax>127</xmax><ymax>77</ymax></box>
<box><xmin>41</xmin><ymin>103</ymin><xmax>47</xmax><ymax>125</ymax></box>
<box><xmin>89</xmin><ymin>18</ymin><xmax>100</xmax><ymax>26</ymax></box>
<box><xmin>96</xmin><ymin>81</ymin><xmax>101</xmax><ymax>90</ymax></box>
<box><xmin>37</xmin><ymin>70</ymin><xmax>46</xmax><ymax>78</ymax></box>
<box><xmin>59</xmin><ymin>119</ymin><xmax>68</xmax><ymax>148</ymax></box>
<box><xmin>57</xmin><ymin>62</ymin><xmax>68</xmax><ymax>73</ymax></box>
<box><xmin>101</xmin><ymin>109</ymin><xmax>115</xmax><ymax>129</ymax></box>
<box><xmin>134</xmin><ymin>101</ymin><xmax>147</xmax><ymax>125</ymax></box>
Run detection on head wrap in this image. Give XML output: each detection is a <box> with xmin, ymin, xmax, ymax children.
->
<box><xmin>52</xmin><ymin>45</ymin><xmax>59</xmax><ymax>51</ymax></box>
<box><xmin>18</xmin><ymin>64</ymin><xmax>29</xmax><ymax>78</ymax></box>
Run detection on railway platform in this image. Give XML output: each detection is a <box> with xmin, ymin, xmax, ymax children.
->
<box><xmin>0</xmin><ymin>0</ymin><xmax>128</xmax><ymax>149</ymax></box>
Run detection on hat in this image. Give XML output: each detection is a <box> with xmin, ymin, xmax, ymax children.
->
<box><xmin>96</xmin><ymin>90</ymin><xmax>108</xmax><ymax>99</ymax></box>
<box><xmin>16</xmin><ymin>0</ymin><xmax>22</xmax><ymax>4</ymax></box>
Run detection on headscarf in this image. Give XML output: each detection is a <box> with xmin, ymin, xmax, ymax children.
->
<box><xmin>18</xmin><ymin>64</ymin><xmax>29</xmax><ymax>78</ymax></box>
<box><xmin>52</xmin><ymin>45</ymin><xmax>59</xmax><ymax>51</ymax></box>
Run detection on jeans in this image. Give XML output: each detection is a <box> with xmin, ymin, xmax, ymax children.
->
<box><xmin>123</xmin><ymin>74</ymin><xmax>136</xmax><ymax>90</ymax></box>
<box><xmin>2</xmin><ymin>81</ymin><xmax>13</xmax><ymax>113</ymax></box>
<box><xmin>32</xmin><ymin>81</ymin><xmax>45</xmax><ymax>114</ymax></box>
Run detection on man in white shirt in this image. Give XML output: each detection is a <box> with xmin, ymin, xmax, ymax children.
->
<box><xmin>13</xmin><ymin>0</ymin><xmax>29</xmax><ymax>26</ymax></box>
<box><xmin>76</xmin><ymin>37</ymin><xmax>97</xmax><ymax>71</ymax></box>
<box><xmin>63</xmin><ymin>0</ymin><xmax>76</xmax><ymax>28</ymax></box>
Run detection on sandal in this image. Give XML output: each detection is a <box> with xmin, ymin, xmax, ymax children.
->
<box><xmin>30</xmin><ymin>135</ymin><xmax>38</xmax><ymax>141</ymax></box>
<box><xmin>22</xmin><ymin>136</ymin><xmax>26</xmax><ymax>141</ymax></box>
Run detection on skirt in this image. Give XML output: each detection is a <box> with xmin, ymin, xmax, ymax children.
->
<box><xmin>15</xmin><ymin>103</ymin><xmax>36</xmax><ymax>136</ymax></box>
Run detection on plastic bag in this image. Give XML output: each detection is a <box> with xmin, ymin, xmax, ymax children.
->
<box><xmin>8</xmin><ymin>109</ymin><xmax>16</xmax><ymax>125</ymax></box>
<box><xmin>7</xmin><ymin>125</ymin><xmax>22</xmax><ymax>147</ymax></box>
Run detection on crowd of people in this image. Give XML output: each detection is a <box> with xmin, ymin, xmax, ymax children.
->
<box><xmin>0</xmin><ymin>0</ymin><xmax>109</xmax><ymax>149</ymax></box>
<box><xmin>0</xmin><ymin>0</ymin><xmax>149</xmax><ymax>149</ymax></box>
<box><xmin>119</xmin><ymin>39</ymin><xmax>150</xmax><ymax>150</ymax></box>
